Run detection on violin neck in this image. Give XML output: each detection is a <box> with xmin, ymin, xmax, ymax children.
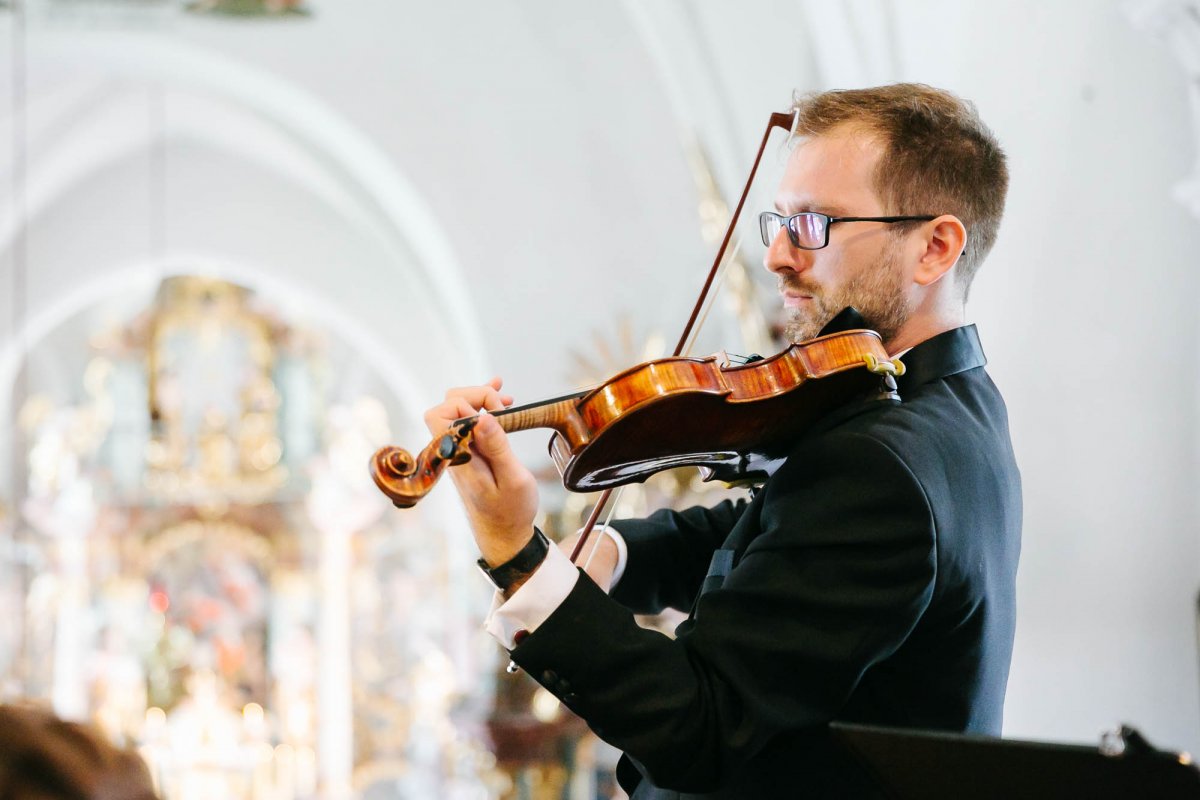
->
<box><xmin>487</xmin><ymin>390</ymin><xmax>587</xmax><ymax>434</ymax></box>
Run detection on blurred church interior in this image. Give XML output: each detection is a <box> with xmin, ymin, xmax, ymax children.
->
<box><xmin>1</xmin><ymin>1</ymin><xmax>1199</xmax><ymax>797</ymax></box>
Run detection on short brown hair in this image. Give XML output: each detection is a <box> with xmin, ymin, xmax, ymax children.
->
<box><xmin>0</xmin><ymin>704</ymin><xmax>159</xmax><ymax>800</ymax></box>
<box><xmin>791</xmin><ymin>83</ymin><xmax>1008</xmax><ymax>296</ymax></box>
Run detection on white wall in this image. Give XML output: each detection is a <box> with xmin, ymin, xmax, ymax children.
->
<box><xmin>895</xmin><ymin>1</ymin><xmax>1200</xmax><ymax>753</ymax></box>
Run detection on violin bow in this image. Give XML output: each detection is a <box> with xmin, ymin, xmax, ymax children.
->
<box><xmin>569</xmin><ymin>110</ymin><xmax>799</xmax><ymax>565</ymax></box>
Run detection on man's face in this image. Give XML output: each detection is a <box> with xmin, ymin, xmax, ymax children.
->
<box><xmin>765</xmin><ymin>128</ymin><xmax>914</xmax><ymax>344</ymax></box>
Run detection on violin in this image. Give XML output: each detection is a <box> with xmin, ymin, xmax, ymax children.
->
<box><xmin>370</xmin><ymin>329</ymin><xmax>902</xmax><ymax>508</ymax></box>
<box><xmin>369</xmin><ymin>110</ymin><xmax>903</xmax><ymax>548</ymax></box>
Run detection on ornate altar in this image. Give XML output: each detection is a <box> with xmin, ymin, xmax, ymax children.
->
<box><xmin>2</xmin><ymin>276</ymin><xmax>499</xmax><ymax>799</ymax></box>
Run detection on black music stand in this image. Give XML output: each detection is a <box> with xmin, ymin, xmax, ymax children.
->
<box><xmin>831</xmin><ymin>722</ymin><xmax>1200</xmax><ymax>799</ymax></box>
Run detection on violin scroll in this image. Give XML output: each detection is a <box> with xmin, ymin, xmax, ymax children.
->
<box><xmin>370</xmin><ymin>419</ymin><xmax>477</xmax><ymax>508</ymax></box>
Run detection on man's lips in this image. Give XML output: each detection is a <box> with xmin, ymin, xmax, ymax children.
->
<box><xmin>780</xmin><ymin>290</ymin><xmax>813</xmax><ymax>308</ymax></box>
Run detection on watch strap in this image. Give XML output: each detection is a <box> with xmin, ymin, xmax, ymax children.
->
<box><xmin>477</xmin><ymin>527</ymin><xmax>551</xmax><ymax>591</ymax></box>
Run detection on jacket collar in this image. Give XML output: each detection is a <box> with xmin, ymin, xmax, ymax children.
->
<box><xmin>894</xmin><ymin>324</ymin><xmax>987</xmax><ymax>395</ymax></box>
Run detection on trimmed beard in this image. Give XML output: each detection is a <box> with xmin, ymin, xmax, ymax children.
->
<box><xmin>781</xmin><ymin>239</ymin><xmax>911</xmax><ymax>345</ymax></box>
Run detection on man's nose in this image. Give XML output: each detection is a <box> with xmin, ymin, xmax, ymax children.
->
<box><xmin>763</xmin><ymin>228</ymin><xmax>810</xmax><ymax>275</ymax></box>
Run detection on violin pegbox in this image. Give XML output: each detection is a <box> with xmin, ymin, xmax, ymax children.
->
<box><xmin>370</xmin><ymin>417</ymin><xmax>478</xmax><ymax>509</ymax></box>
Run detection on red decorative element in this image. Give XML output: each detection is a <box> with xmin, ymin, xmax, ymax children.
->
<box><xmin>149</xmin><ymin>590</ymin><xmax>170</xmax><ymax>613</ymax></box>
<box><xmin>148</xmin><ymin>587</ymin><xmax>170</xmax><ymax>614</ymax></box>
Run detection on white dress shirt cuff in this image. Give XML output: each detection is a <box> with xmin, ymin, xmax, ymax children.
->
<box><xmin>483</xmin><ymin>525</ymin><xmax>628</xmax><ymax>650</ymax></box>
<box><xmin>485</xmin><ymin>543</ymin><xmax>577</xmax><ymax>649</ymax></box>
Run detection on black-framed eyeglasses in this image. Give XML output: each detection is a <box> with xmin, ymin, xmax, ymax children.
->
<box><xmin>759</xmin><ymin>211</ymin><xmax>937</xmax><ymax>250</ymax></box>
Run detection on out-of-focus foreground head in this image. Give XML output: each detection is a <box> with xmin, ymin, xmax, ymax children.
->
<box><xmin>0</xmin><ymin>704</ymin><xmax>160</xmax><ymax>800</ymax></box>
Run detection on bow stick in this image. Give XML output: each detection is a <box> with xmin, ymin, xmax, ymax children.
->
<box><xmin>569</xmin><ymin>110</ymin><xmax>799</xmax><ymax>565</ymax></box>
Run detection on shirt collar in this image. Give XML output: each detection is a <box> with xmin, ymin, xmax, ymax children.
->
<box><xmin>893</xmin><ymin>324</ymin><xmax>987</xmax><ymax>395</ymax></box>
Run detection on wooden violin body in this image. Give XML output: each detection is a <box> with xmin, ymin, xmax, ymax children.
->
<box><xmin>549</xmin><ymin>328</ymin><xmax>899</xmax><ymax>490</ymax></box>
<box><xmin>371</xmin><ymin>328</ymin><xmax>902</xmax><ymax>508</ymax></box>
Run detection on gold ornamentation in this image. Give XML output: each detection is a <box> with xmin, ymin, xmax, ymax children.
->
<box><xmin>144</xmin><ymin>277</ymin><xmax>287</xmax><ymax>504</ymax></box>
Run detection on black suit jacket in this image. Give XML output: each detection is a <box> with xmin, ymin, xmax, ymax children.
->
<box><xmin>510</xmin><ymin>325</ymin><xmax>1022</xmax><ymax>798</ymax></box>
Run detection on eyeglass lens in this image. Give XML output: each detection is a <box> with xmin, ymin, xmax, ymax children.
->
<box><xmin>760</xmin><ymin>212</ymin><xmax>827</xmax><ymax>249</ymax></box>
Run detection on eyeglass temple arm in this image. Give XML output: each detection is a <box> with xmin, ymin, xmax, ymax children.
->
<box><xmin>673</xmin><ymin>111</ymin><xmax>797</xmax><ymax>356</ymax></box>
<box><xmin>828</xmin><ymin>215</ymin><xmax>938</xmax><ymax>223</ymax></box>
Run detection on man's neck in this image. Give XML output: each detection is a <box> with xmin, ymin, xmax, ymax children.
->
<box><xmin>886</xmin><ymin>310</ymin><xmax>966</xmax><ymax>356</ymax></box>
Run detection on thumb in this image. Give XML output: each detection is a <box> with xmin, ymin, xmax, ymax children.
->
<box><xmin>472</xmin><ymin>412</ymin><xmax>522</xmax><ymax>476</ymax></box>
<box><xmin>472</xmin><ymin>413</ymin><xmax>536</xmax><ymax>497</ymax></box>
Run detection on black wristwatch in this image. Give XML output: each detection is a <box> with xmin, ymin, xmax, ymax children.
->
<box><xmin>476</xmin><ymin>527</ymin><xmax>551</xmax><ymax>591</ymax></box>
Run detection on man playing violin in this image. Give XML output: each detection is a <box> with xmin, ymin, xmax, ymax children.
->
<box><xmin>426</xmin><ymin>83</ymin><xmax>1020</xmax><ymax>798</ymax></box>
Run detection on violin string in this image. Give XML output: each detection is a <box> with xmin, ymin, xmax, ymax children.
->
<box><xmin>684</xmin><ymin>233</ymin><xmax>744</xmax><ymax>357</ymax></box>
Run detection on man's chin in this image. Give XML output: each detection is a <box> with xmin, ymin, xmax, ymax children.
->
<box><xmin>784</xmin><ymin>317</ymin><xmax>826</xmax><ymax>344</ymax></box>
<box><xmin>784</xmin><ymin>304</ymin><xmax>838</xmax><ymax>342</ymax></box>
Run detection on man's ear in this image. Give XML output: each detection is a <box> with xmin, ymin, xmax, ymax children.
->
<box><xmin>914</xmin><ymin>215</ymin><xmax>967</xmax><ymax>286</ymax></box>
